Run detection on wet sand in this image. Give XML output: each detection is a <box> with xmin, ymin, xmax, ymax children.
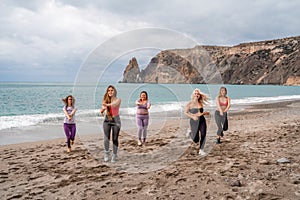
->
<box><xmin>1</xmin><ymin>100</ymin><xmax>300</xmax><ymax>199</ymax></box>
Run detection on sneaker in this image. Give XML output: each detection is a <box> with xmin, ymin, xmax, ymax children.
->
<box><xmin>70</xmin><ymin>140</ymin><xmax>74</xmax><ymax>145</ymax></box>
<box><xmin>67</xmin><ymin>147</ymin><xmax>71</xmax><ymax>153</ymax></box>
<box><xmin>216</xmin><ymin>138</ymin><xmax>221</xmax><ymax>144</ymax></box>
<box><xmin>199</xmin><ymin>149</ymin><xmax>206</xmax><ymax>156</ymax></box>
<box><xmin>104</xmin><ymin>151</ymin><xmax>110</xmax><ymax>162</ymax></box>
<box><xmin>138</xmin><ymin>140</ymin><xmax>142</xmax><ymax>146</ymax></box>
<box><xmin>111</xmin><ymin>154</ymin><xmax>117</xmax><ymax>163</ymax></box>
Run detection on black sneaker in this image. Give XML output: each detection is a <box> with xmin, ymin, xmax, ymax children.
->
<box><xmin>216</xmin><ymin>138</ymin><xmax>221</xmax><ymax>144</ymax></box>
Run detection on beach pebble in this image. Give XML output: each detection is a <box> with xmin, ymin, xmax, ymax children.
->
<box><xmin>230</xmin><ymin>179</ymin><xmax>242</xmax><ymax>187</ymax></box>
<box><xmin>258</xmin><ymin>159</ymin><xmax>270</xmax><ymax>165</ymax></box>
<box><xmin>276</xmin><ymin>158</ymin><xmax>291</xmax><ymax>163</ymax></box>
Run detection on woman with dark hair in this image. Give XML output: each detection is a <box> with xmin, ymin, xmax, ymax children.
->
<box><xmin>100</xmin><ymin>85</ymin><xmax>121</xmax><ymax>162</ymax></box>
<box><xmin>136</xmin><ymin>91</ymin><xmax>151</xmax><ymax>146</ymax></box>
<box><xmin>215</xmin><ymin>87</ymin><xmax>231</xmax><ymax>144</ymax></box>
<box><xmin>62</xmin><ymin>95</ymin><xmax>77</xmax><ymax>153</ymax></box>
<box><xmin>184</xmin><ymin>88</ymin><xmax>210</xmax><ymax>155</ymax></box>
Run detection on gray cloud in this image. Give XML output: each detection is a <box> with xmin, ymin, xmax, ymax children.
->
<box><xmin>0</xmin><ymin>0</ymin><xmax>299</xmax><ymax>82</ymax></box>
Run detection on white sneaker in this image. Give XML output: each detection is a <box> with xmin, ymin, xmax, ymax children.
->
<box><xmin>111</xmin><ymin>154</ymin><xmax>117</xmax><ymax>163</ymax></box>
<box><xmin>104</xmin><ymin>151</ymin><xmax>110</xmax><ymax>162</ymax></box>
<box><xmin>138</xmin><ymin>140</ymin><xmax>142</xmax><ymax>146</ymax></box>
<box><xmin>199</xmin><ymin>149</ymin><xmax>206</xmax><ymax>156</ymax></box>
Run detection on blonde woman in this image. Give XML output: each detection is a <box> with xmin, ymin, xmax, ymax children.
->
<box><xmin>62</xmin><ymin>95</ymin><xmax>77</xmax><ymax>153</ymax></box>
<box><xmin>215</xmin><ymin>87</ymin><xmax>231</xmax><ymax>144</ymax></box>
<box><xmin>185</xmin><ymin>88</ymin><xmax>210</xmax><ymax>155</ymax></box>
<box><xmin>100</xmin><ymin>85</ymin><xmax>121</xmax><ymax>162</ymax></box>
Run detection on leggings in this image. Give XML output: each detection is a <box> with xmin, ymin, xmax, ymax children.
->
<box><xmin>189</xmin><ymin>117</ymin><xmax>207</xmax><ymax>149</ymax></box>
<box><xmin>214</xmin><ymin>110</ymin><xmax>228</xmax><ymax>136</ymax></box>
<box><xmin>136</xmin><ymin>114</ymin><xmax>149</xmax><ymax>142</ymax></box>
<box><xmin>63</xmin><ymin>123</ymin><xmax>76</xmax><ymax>148</ymax></box>
<box><xmin>103</xmin><ymin>115</ymin><xmax>121</xmax><ymax>154</ymax></box>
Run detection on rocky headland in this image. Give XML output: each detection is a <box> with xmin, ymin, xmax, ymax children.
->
<box><xmin>122</xmin><ymin>36</ymin><xmax>300</xmax><ymax>85</ymax></box>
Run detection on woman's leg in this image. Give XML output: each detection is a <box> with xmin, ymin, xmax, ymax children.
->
<box><xmin>189</xmin><ymin>119</ymin><xmax>200</xmax><ymax>143</ymax></box>
<box><xmin>214</xmin><ymin>110</ymin><xmax>224</xmax><ymax>136</ymax></box>
<box><xmin>142</xmin><ymin>116</ymin><xmax>149</xmax><ymax>142</ymax></box>
<box><xmin>111</xmin><ymin>116</ymin><xmax>121</xmax><ymax>155</ymax></box>
<box><xmin>63</xmin><ymin>123</ymin><xmax>71</xmax><ymax>148</ymax></box>
<box><xmin>70</xmin><ymin>124</ymin><xmax>76</xmax><ymax>142</ymax></box>
<box><xmin>103</xmin><ymin>121</ymin><xmax>111</xmax><ymax>152</ymax></box>
<box><xmin>199</xmin><ymin>120</ymin><xmax>207</xmax><ymax>150</ymax></box>
<box><xmin>136</xmin><ymin>117</ymin><xmax>143</xmax><ymax>141</ymax></box>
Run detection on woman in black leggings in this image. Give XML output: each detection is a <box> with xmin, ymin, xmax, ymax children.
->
<box><xmin>185</xmin><ymin>88</ymin><xmax>210</xmax><ymax>155</ymax></box>
<box><xmin>100</xmin><ymin>85</ymin><xmax>121</xmax><ymax>163</ymax></box>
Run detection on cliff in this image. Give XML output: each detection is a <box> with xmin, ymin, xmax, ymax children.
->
<box><xmin>122</xmin><ymin>36</ymin><xmax>300</xmax><ymax>85</ymax></box>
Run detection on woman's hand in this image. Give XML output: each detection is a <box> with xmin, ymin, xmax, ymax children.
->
<box><xmin>203</xmin><ymin>111</ymin><xmax>210</xmax><ymax>115</ymax></box>
<box><xmin>192</xmin><ymin>114</ymin><xmax>198</xmax><ymax>121</ymax></box>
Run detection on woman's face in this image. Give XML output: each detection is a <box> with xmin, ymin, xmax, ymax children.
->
<box><xmin>67</xmin><ymin>96</ymin><xmax>73</xmax><ymax>105</ymax></box>
<box><xmin>193</xmin><ymin>90</ymin><xmax>201</xmax><ymax>99</ymax></box>
<box><xmin>140</xmin><ymin>92</ymin><xmax>147</xmax><ymax>100</ymax></box>
<box><xmin>220</xmin><ymin>88</ymin><xmax>226</xmax><ymax>96</ymax></box>
<box><xmin>107</xmin><ymin>87</ymin><xmax>115</xmax><ymax>97</ymax></box>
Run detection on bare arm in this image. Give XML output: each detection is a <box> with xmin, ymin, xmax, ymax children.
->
<box><xmin>224</xmin><ymin>97</ymin><xmax>231</xmax><ymax>112</ymax></box>
<box><xmin>146</xmin><ymin>101</ymin><xmax>151</xmax><ymax>109</ymax></box>
<box><xmin>103</xmin><ymin>98</ymin><xmax>121</xmax><ymax>107</ymax></box>
<box><xmin>69</xmin><ymin>107</ymin><xmax>77</xmax><ymax>116</ymax></box>
<box><xmin>135</xmin><ymin>99</ymin><xmax>141</xmax><ymax>106</ymax></box>
<box><xmin>216</xmin><ymin>97</ymin><xmax>223</xmax><ymax>115</ymax></box>
<box><xmin>63</xmin><ymin>109</ymin><xmax>71</xmax><ymax>120</ymax></box>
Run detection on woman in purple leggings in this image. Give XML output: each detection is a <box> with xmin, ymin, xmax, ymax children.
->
<box><xmin>136</xmin><ymin>91</ymin><xmax>151</xmax><ymax>146</ymax></box>
<box><xmin>62</xmin><ymin>95</ymin><xmax>77</xmax><ymax>153</ymax></box>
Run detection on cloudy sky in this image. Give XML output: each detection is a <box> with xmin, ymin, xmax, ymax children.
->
<box><xmin>0</xmin><ymin>0</ymin><xmax>299</xmax><ymax>82</ymax></box>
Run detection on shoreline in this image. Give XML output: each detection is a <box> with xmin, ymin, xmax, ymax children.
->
<box><xmin>1</xmin><ymin>99</ymin><xmax>300</xmax><ymax>199</ymax></box>
<box><xmin>0</xmin><ymin>99</ymin><xmax>298</xmax><ymax>147</ymax></box>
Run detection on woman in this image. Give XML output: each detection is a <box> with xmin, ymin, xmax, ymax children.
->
<box><xmin>100</xmin><ymin>85</ymin><xmax>121</xmax><ymax>162</ymax></box>
<box><xmin>185</xmin><ymin>88</ymin><xmax>210</xmax><ymax>155</ymax></box>
<box><xmin>62</xmin><ymin>95</ymin><xmax>77</xmax><ymax>153</ymax></box>
<box><xmin>136</xmin><ymin>91</ymin><xmax>151</xmax><ymax>146</ymax></box>
<box><xmin>215</xmin><ymin>86</ymin><xmax>231</xmax><ymax>144</ymax></box>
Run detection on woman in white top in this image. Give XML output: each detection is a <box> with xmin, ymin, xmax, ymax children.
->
<box><xmin>62</xmin><ymin>95</ymin><xmax>77</xmax><ymax>153</ymax></box>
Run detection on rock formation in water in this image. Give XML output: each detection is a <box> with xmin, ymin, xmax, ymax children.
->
<box><xmin>122</xmin><ymin>57</ymin><xmax>140</xmax><ymax>83</ymax></box>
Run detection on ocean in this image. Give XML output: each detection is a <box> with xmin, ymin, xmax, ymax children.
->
<box><xmin>1</xmin><ymin>82</ymin><xmax>300</xmax><ymax>145</ymax></box>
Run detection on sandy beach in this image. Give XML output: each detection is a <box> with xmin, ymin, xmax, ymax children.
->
<box><xmin>1</xmin><ymin>100</ymin><xmax>300</xmax><ymax>200</ymax></box>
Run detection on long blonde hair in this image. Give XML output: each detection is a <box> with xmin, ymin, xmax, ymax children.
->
<box><xmin>191</xmin><ymin>88</ymin><xmax>209</xmax><ymax>106</ymax></box>
<box><xmin>102</xmin><ymin>85</ymin><xmax>117</xmax><ymax>119</ymax></box>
